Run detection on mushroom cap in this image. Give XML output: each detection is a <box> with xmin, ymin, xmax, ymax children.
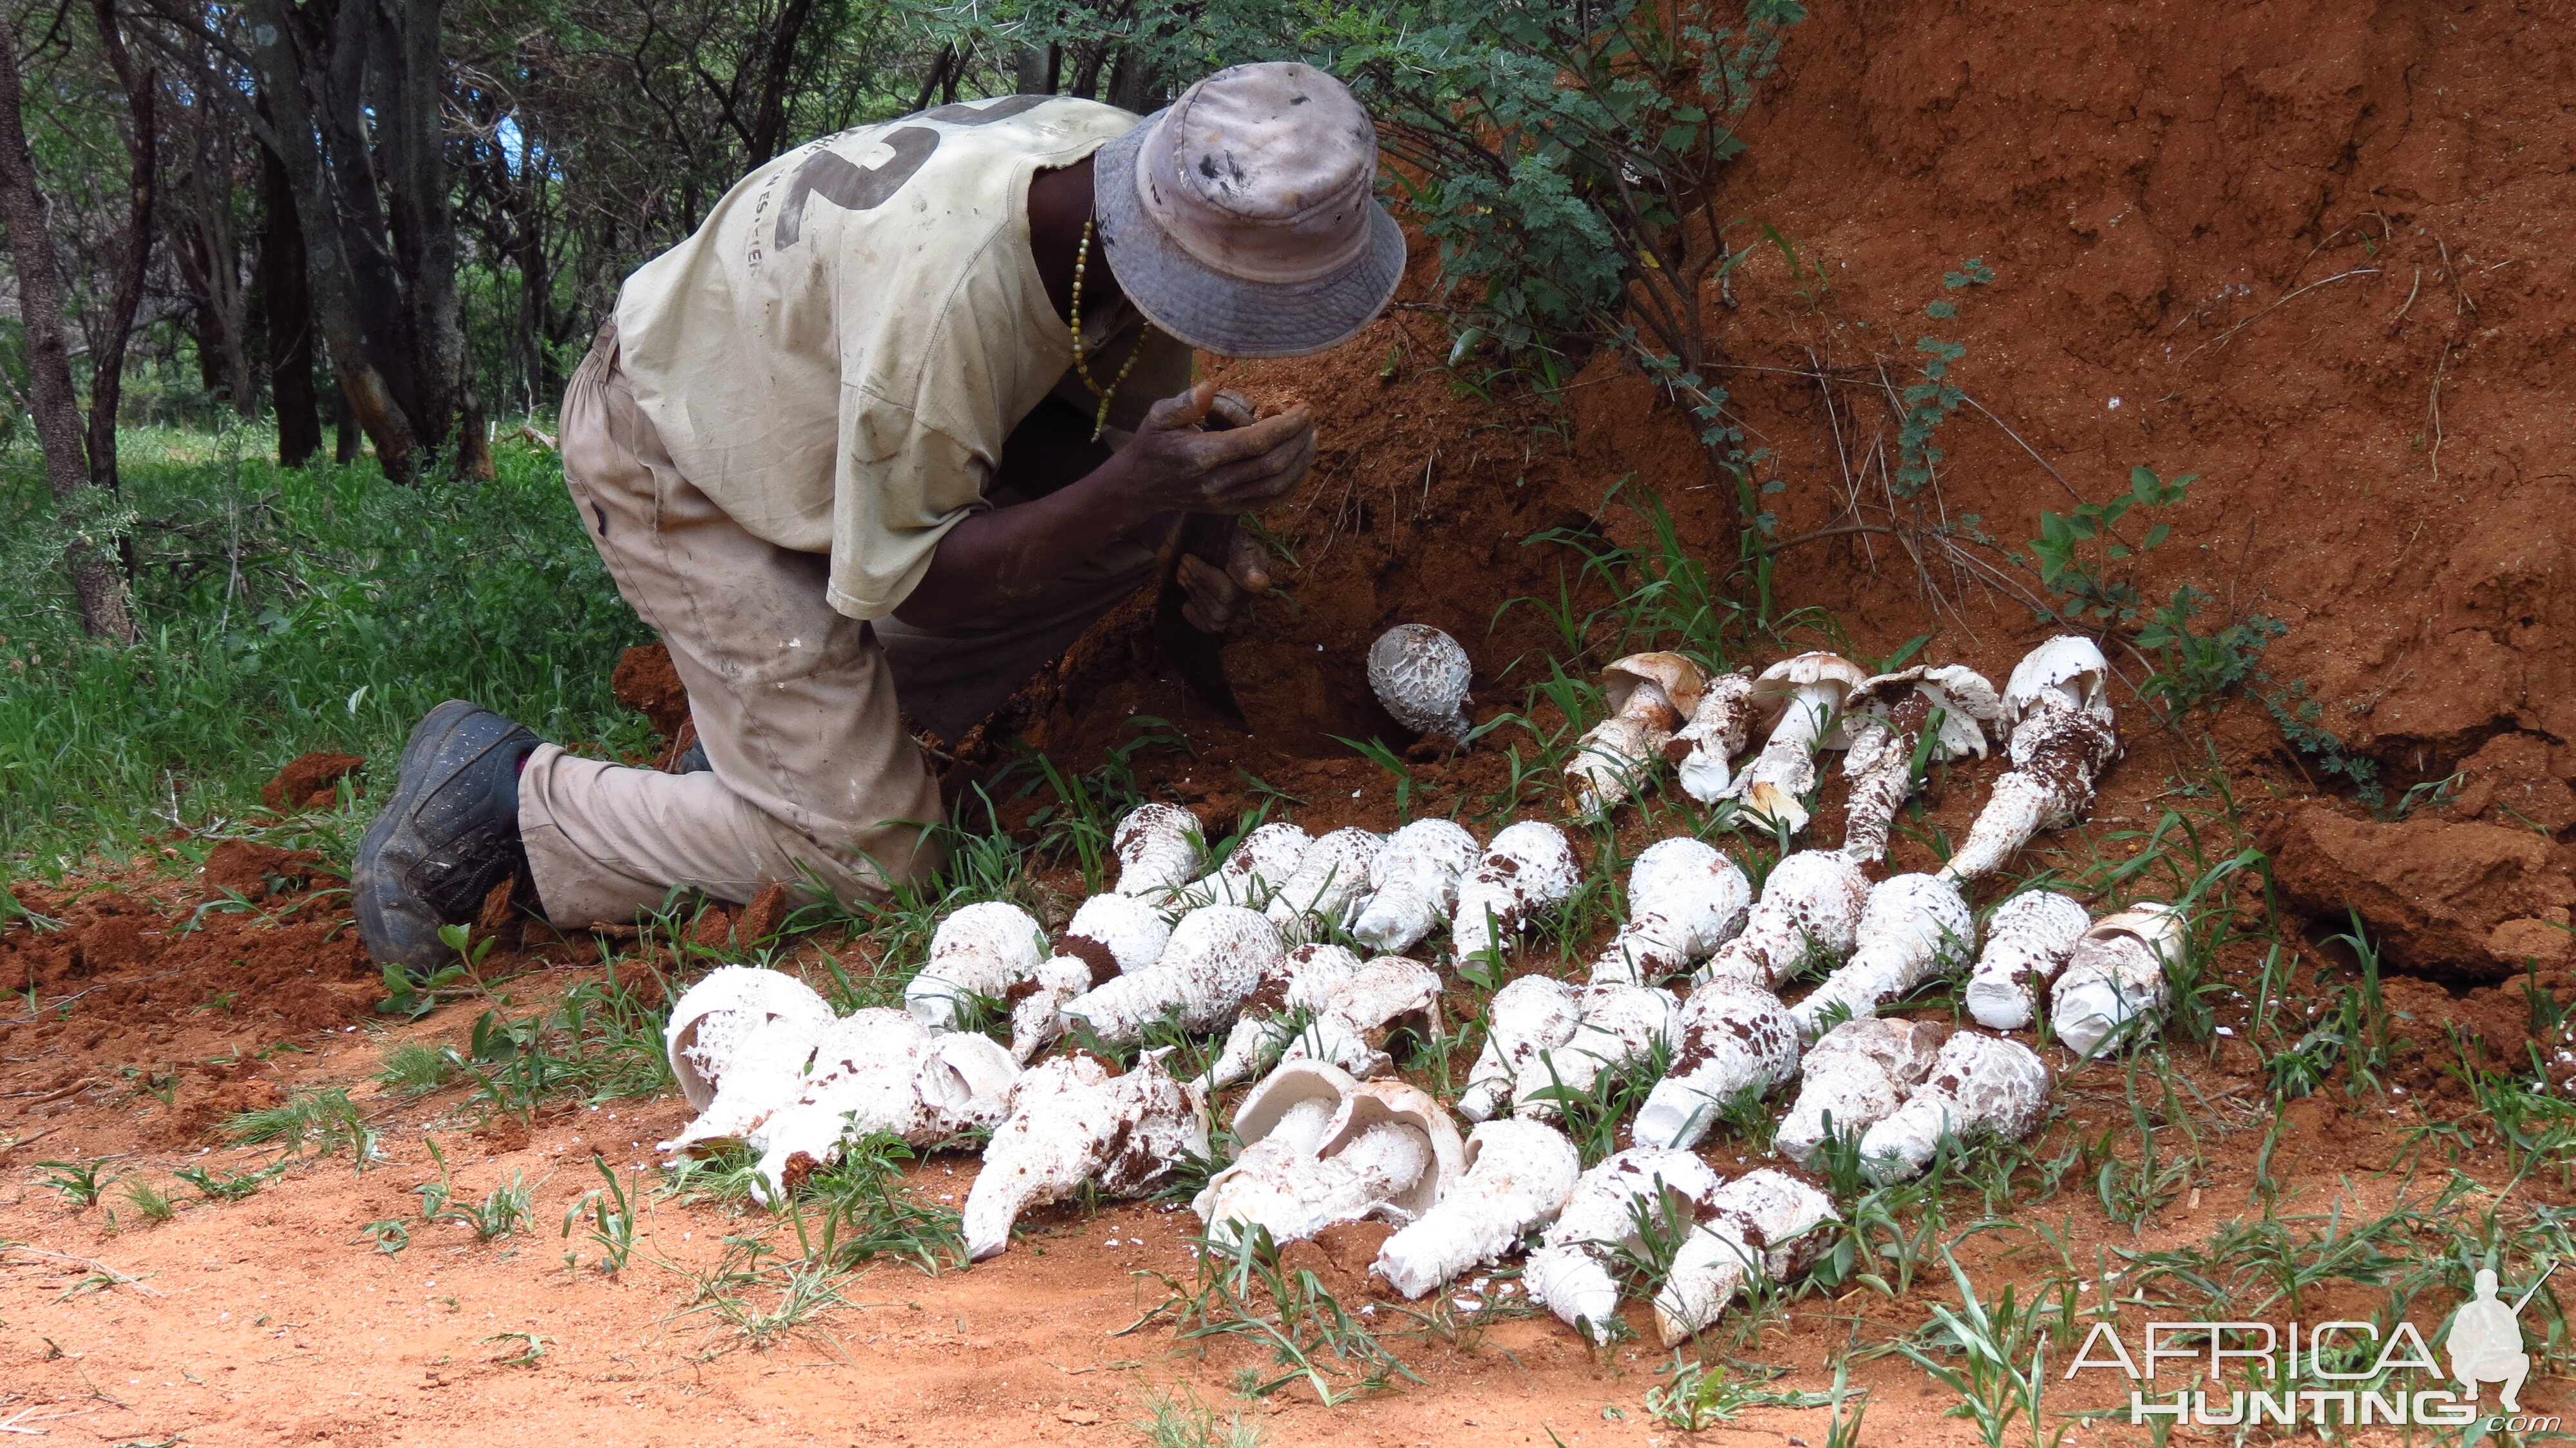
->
<box><xmin>2003</xmin><ymin>635</ymin><xmax>2112</xmax><ymax>725</ymax></box>
<box><xmin>1322</xmin><ymin>1078</ymin><xmax>1467</xmax><ymax>1219</ymax></box>
<box><xmin>1602</xmin><ymin>653</ymin><xmax>1712</xmax><ymax>723</ymax></box>
<box><xmin>2084</xmin><ymin>901</ymin><xmax>2186</xmax><ymax>969</ymax></box>
<box><xmin>1852</xmin><ymin>663</ymin><xmax>2003</xmax><ymax>761</ymax></box>
<box><xmin>1233</xmin><ymin>1058</ymin><xmax>1360</xmax><ymax>1149</ymax></box>
<box><xmin>664</xmin><ymin>966</ymin><xmax>836</xmax><ymax>1111</ymax></box>
<box><xmin>1368</xmin><ymin>624</ymin><xmax>1475</xmax><ymax>736</ymax></box>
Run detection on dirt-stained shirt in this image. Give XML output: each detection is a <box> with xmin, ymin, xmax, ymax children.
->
<box><xmin>614</xmin><ymin>96</ymin><xmax>1192</xmax><ymax>620</ymax></box>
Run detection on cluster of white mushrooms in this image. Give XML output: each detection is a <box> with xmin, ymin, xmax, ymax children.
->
<box><xmin>654</xmin><ymin>630</ymin><xmax>2179</xmax><ymax>1346</ymax></box>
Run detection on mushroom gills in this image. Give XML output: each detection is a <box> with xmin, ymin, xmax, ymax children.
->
<box><xmin>1566</xmin><ymin>653</ymin><xmax>1710</xmax><ymax>815</ymax></box>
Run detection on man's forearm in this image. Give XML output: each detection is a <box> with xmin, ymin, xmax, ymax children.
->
<box><xmin>891</xmin><ymin>456</ymin><xmax>1159</xmax><ymax>629</ymax></box>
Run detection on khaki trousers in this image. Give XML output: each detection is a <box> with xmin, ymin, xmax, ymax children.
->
<box><xmin>522</xmin><ymin>324</ymin><xmax>1155</xmax><ymax>926</ymax></box>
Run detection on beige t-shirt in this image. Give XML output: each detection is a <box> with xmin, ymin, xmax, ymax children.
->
<box><xmin>615</xmin><ymin>95</ymin><xmax>1193</xmax><ymax>620</ymax></box>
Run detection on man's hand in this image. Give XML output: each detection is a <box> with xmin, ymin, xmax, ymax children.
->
<box><xmin>1178</xmin><ymin>529</ymin><xmax>1273</xmax><ymax>632</ymax></box>
<box><xmin>1110</xmin><ymin>378</ymin><xmax>1316</xmax><ymax>517</ymax></box>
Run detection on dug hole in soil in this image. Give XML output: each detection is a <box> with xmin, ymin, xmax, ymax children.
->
<box><xmin>8</xmin><ymin>4</ymin><xmax>2576</xmax><ymax>1442</ymax></box>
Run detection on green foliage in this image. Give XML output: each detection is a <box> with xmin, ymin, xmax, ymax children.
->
<box><xmin>2137</xmin><ymin>585</ymin><xmax>2286</xmax><ymax>713</ymax></box>
<box><xmin>0</xmin><ymin>432</ymin><xmax>651</xmax><ymax>867</ymax></box>
<box><xmin>34</xmin><ymin>1157</ymin><xmax>116</xmax><ymax>1208</ymax></box>
<box><xmin>1643</xmin><ymin>1353</ymin><xmax>1834</xmax><ymax>1430</ymax></box>
<box><xmin>1895</xmin><ymin>1252</ymin><xmax>2074</xmax><ymax>1448</ymax></box>
<box><xmin>220</xmin><ymin>1085</ymin><xmax>379</xmax><ymax>1167</ymax></box>
<box><xmin>375</xmin><ymin>1040</ymin><xmax>464</xmax><ymax>1096</ymax></box>
<box><xmin>1897</xmin><ymin>258</ymin><xmax>1993</xmax><ymax>496</ymax></box>
<box><xmin>562</xmin><ymin>1156</ymin><xmax>643</xmax><ymax>1275</ymax></box>
<box><xmin>1134</xmin><ymin>1386</ymin><xmax>1265</xmax><ymax>1448</ymax></box>
<box><xmin>2257</xmin><ymin>676</ymin><xmax>2385</xmax><ymax>806</ymax></box>
<box><xmin>2019</xmin><ymin>464</ymin><xmax>2190</xmax><ymax>627</ymax></box>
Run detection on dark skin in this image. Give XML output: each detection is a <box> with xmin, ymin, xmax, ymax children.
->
<box><xmin>892</xmin><ymin>157</ymin><xmax>1317</xmax><ymax>631</ymax></box>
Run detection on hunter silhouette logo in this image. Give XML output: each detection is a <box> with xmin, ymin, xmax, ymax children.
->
<box><xmin>2449</xmin><ymin>1263</ymin><xmax>2554</xmax><ymax>1412</ymax></box>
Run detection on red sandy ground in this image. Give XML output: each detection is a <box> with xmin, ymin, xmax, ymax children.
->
<box><xmin>8</xmin><ymin>1</ymin><xmax>2576</xmax><ymax>1442</ymax></box>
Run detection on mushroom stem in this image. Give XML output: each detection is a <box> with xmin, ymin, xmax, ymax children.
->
<box><xmin>1651</xmin><ymin>1172</ymin><xmax>1840</xmax><ymax>1345</ymax></box>
<box><xmin>1526</xmin><ymin>1148</ymin><xmax>1722</xmax><ymax>1340</ymax></box>
<box><xmin>1964</xmin><ymin>891</ymin><xmax>2091</xmax><ymax>1031</ymax></box>
<box><xmin>1457</xmin><ymin>974</ymin><xmax>1582</xmax><ymax>1123</ymax></box>
<box><xmin>1513</xmin><ymin>984</ymin><xmax>1678</xmax><ymax>1120</ymax></box>
<box><xmin>1671</xmin><ymin>672</ymin><xmax>1757</xmax><ymax>803</ymax></box>
<box><xmin>1630</xmin><ymin>978</ymin><xmax>1801</xmax><ymax>1151</ymax></box>
<box><xmin>1450</xmin><ymin>822</ymin><xmax>1578</xmax><ymax>963</ymax></box>
<box><xmin>1774</xmin><ymin>1017</ymin><xmax>1951</xmax><ymax>1165</ymax></box>
<box><xmin>1857</xmin><ymin>1033</ymin><xmax>2052</xmax><ymax>1184</ymax></box>
<box><xmin>1589</xmin><ymin>837</ymin><xmax>1750</xmax><ymax>987</ymax></box>
<box><xmin>1349</xmin><ymin>819</ymin><xmax>1480</xmax><ymax>954</ymax></box>
<box><xmin>1838</xmin><ymin>704</ymin><xmax>1926</xmax><ymax>864</ymax></box>
<box><xmin>1734</xmin><ymin>685</ymin><xmax>1838</xmax><ymax>834</ymax></box>
<box><xmin>1788</xmin><ymin>873</ymin><xmax>1976</xmax><ymax>1041</ymax></box>
<box><xmin>963</xmin><ymin>1051</ymin><xmax>1207</xmax><ymax>1261</ymax></box>
<box><xmin>1112</xmin><ymin>804</ymin><xmax>1203</xmax><ymax>900</ymax></box>
<box><xmin>1692</xmin><ymin>850</ymin><xmax>1871</xmax><ymax>990</ymax></box>
<box><xmin>1372</xmin><ymin>1119</ymin><xmax>1580</xmax><ymax>1299</ymax></box>
<box><xmin>1264</xmin><ymin>828</ymin><xmax>1383</xmax><ymax>945</ymax></box>
<box><xmin>1936</xmin><ymin>705</ymin><xmax>2119</xmax><ymax>882</ymax></box>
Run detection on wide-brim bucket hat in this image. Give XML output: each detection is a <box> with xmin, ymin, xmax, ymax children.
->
<box><xmin>1094</xmin><ymin>61</ymin><xmax>1406</xmax><ymax>359</ymax></box>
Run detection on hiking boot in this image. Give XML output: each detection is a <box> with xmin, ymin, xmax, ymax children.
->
<box><xmin>353</xmin><ymin>700</ymin><xmax>542</xmax><ymax>971</ymax></box>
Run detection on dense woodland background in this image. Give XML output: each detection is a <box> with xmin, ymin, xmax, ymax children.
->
<box><xmin>0</xmin><ymin>0</ymin><xmax>1800</xmax><ymax>643</ymax></box>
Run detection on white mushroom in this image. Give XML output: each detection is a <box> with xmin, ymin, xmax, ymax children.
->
<box><xmin>1788</xmin><ymin>873</ymin><xmax>1976</xmax><ymax>1041</ymax></box>
<box><xmin>1112</xmin><ymin>803</ymin><xmax>1204</xmax><ymax>900</ymax></box>
<box><xmin>1349</xmin><ymin>819</ymin><xmax>1481</xmax><ymax>954</ymax></box>
<box><xmin>1184</xmin><ymin>821</ymin><xmax>1312</xmax><ymax>909</ymax></box>
<box><xmin>1938</xmin><ymin>636</ymin><xmax>2121</xmax><ymax>884</ymax></box>
<box><xmin>1693</xmin><ymin>850</ymin><xmax>1871</xmax><ymax>989</ymax></box>
<box><xmin>1513</xmin><ymin>984</ymin><xmax>1679</xmax><ymax>1119</ymax></box>
<box><xmin>1264</xmin><ymin>827</ymin><xmax>1383</xmax><ymax>944</ymax></box>
<box><xmin>1451</xmin><ymin>821</ymin><xmax>1579</xmax><ymax>963</ymax></box>
<box><xmin>1859</xmin><ymin>1032</ymin><xmax>2052</xmax><ymax>1183</ymax></box>
<box><xmin>1630</xmin><ymin>978</ymin><xmax>1802</xmax><ymax>1150</ymax></box>
<box><xmin>1839</xmin><ymin>665</ymin><xmax>2001</xmax><ymax>864</ymax></box>
<box><xmin>1774</xmin><ymin>1017</ymin><xmax>1952</xmax><ymax>1165</ymax></box>
<box><xmin>1372</xmin><ymin>1118</ymin><xmax>1581</xmax><ymax>1299</ymax></box>
<box><xmin>1059</xmin><ymin>905</ymin><xmax>1283</xmax><ymax>1047</ymax></box>
<box><xmin>1589</xmin><ymin>837</ymin><xmax>1750</xmax><ymax>987</ymax></box>
<box><xmin>746</xmin><ymin>1013</ymin><xmax>1019</xmax><ymax>1202</ymax></box>
<box><xmin>1203</xmin><ymin>946</ymin><xmax>1441</xmax><ymax>1088</ymax></box>
<box><xmin>1964</xmin><ymin>891</ymin><xmax>2092</xmax><ymax>1031</ymax></box>
<box><xmin>1672</xmin><ymin>671</ymin><xmax>1759</xmax><ymax>804</ymax></box>
<box><xmin>1195</xmin><ymin>1064</ymin><xmax>1465</xmax><ymax>1248</ymax></box>
<box><xmin>2049</xmin><ymin>902</ymin><xmax>2184</xmax><ymax>1057</ymax></box>
<box><xmin>1566</xmin><ymin>653</ymin><xmax>1710</xmax><ymax>815</ymax></box>
<box><xmin>1524</xmin><ymin>1148</ymin><xmax>1723</xmax><ymax>1341</ymax></box>
<box><xmin>1007</xmin><ymin>892</ymin><xmax>1172</xmax><ymax>1063</ymax></box>
<box><xmin>1729</xmin><ymin>653</ymin><xmax>1870</xmax><ymax>837</ymax></box>
<box><xmin>662</xmin><ymin>965</ymin><xmax>835</xmax><ymax>1111</ymax></box>
<box><xmin>1457</xmin><ymin>973</ymin><xmax>1583</xmax><ymax>1123</ymax></box>
<box><xmin>1369</xmin><ymin>624</ymin><xmax>1475</xmax><ymax>740</ymax></box>
<box><xmin>1651</xmin><ymin>1172</ymin><xmax>1841</xmax><ymax>1346</ymax></box>
<box><xmin>961</xmin><ymin>1049</ymin><xmax>1208</xmax><ymax>1261</ymax></box>
<box><xmin>905</xmin><ymin>900</ymin><xmax>1047</xmax><ymax>1031</ymax></box>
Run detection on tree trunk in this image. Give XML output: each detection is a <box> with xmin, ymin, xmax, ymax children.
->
<box><xmin>243</xmin><ymin>0</ymin><xmax>419</xmax><ymax>481</ymax></box>
<box><xmin>85</xmin><ymin>0</ymin><xmax>158</xmax><ymax>499</ymax></box>
<box><xmin>256</xmin><ymin>138</ymin><xmax>322</xmax><ymax>466</ymax></box>
<box><xmin>0</xmin><ymin>11</ymin><xmax>137</xmax><ymax>642</ymax></box>
<box><xmin>743</xmin><ymin>0</ymin><xmax>817</xmax><ymax>164</ymax></box>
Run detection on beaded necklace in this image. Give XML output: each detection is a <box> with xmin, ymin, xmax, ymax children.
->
<box><xmin>1070</xmin><ymin>217</ymin><xmax>1151</xmax><ymax>442</ymax></box>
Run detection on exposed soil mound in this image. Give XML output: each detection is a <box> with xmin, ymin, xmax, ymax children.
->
<box><xmin>2270</xmin><ymin>805</ymin><xmax>2575</xmax><ymax>982</ymax></box>
<box><xmin>198</xmin><ymin>839</ymin><xmax>327</xmax><ymax>902</ymax></box>
<box><xmin>611</xmin><ymin>640</ymin><xmax>692</xmax><ymax>739</ymax></box>
<box><xmin>260</xmin><ymin>750</ymin><xmax>366</xmax><ymax>811</ymax></box>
